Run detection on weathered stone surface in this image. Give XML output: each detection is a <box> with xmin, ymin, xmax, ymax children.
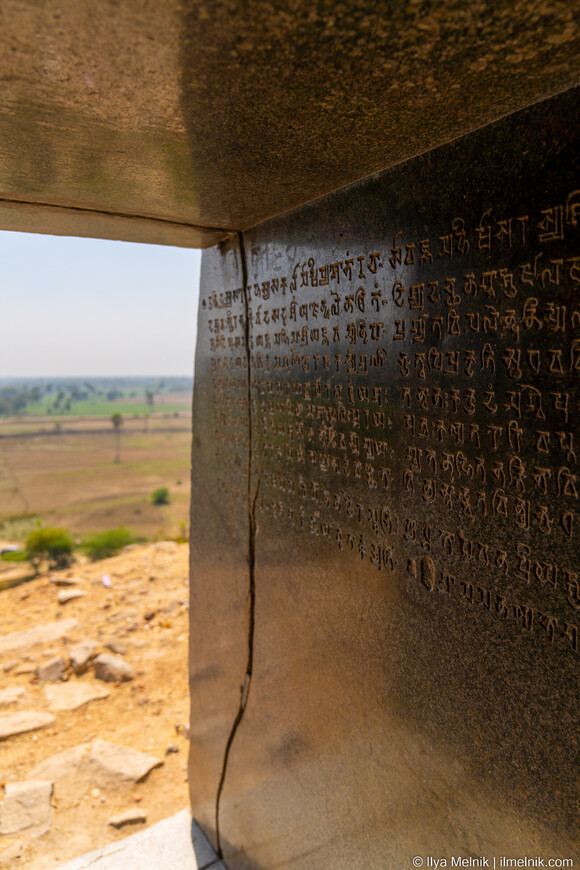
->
<box><xmin>93</xmin><ymin>654</ymin><xmax>134</xmax><ymax>683</ymax></box>
<box><xmin>58</xmin><ymin>589</ymin><xmax>86</xmax><ymax>605</ymax></box>
<box><xmin>0</xmin><ymin>687</ymin><xmax>29</xmax><ymax>708</ymax></box>
<box><xmin>0</xmin><ymin>839</ymin><xmax>24</xmax><ymax>863</ymax></box>
<box><xmin>87</xmin><ymin>740</ymin><xmax>162</xmax><ymax>784</ymax></box>
<box><xmin>27</xmin><ymin>744</ymin><xmax>92</xmax><ymax>782</ymax></box>
<box><xmin>0</xmin><ymin>711</ymin><xmax>55</xmax><ymax>740</ymax></box>
<box><xmin>12</xmin><ymin>663</ymin><xmax>35</xmax><ymax>676</ymax></box>
<box><xmin>12</xmin><ymin>663</ymin><xmax>35</xmax><ymax>675</ymax></box>
<box><xmin>190</xmin><ymin>90</ymin><xmax>580</xmax><ymax>867</ymax></box>
<box><xmin>50</xmin><ymin>576</ymin><xmax>82</xmax><ymax>587</ymax></box>
<box><xmin>0</xmin><ymin>619</ymin><xmax>77</xmax><ymax>655</ymax></box>
<box><xmin>37</xmin><ymin>656</ymin><xmax>64</xmax><ymax>682</ymax></box>
<box><xmin>44</xmin><ymin>682</ymin><xmax>110</xmax><ymax>712</ymax></box>
<box><xmin>69</xmin><ymin>641</ymin><xmax>96</xmax><ymax>675</ymax></box>
<box><xmin>0</xmin><ymin>3</ymin><xmax>577</xmax><ymax>247</ymax></box>
<box><xmin>27</xmin><ymin>740</ymin><xmax>162</xmax><ymax>787</ymax></box>
<box><xmin>106</xmin><ymin>608</ymin><xmax>138</xmax><ymax>624</ymax></box>
<box><xmin>0</xmin><ymin>780</ymin><xmax>53</xmax><ymax>837</ymax></box>
<box><xmin>104</xmin><ymin>640</ymin><xmax>127</xmax><ymax>656</ymax></box>
<box><xmin>107</xmin><ymin>810</ymin><xmax>146</xmax><ymax>829</ymax></box>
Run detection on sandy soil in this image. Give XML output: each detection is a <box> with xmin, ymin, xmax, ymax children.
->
<box><xmin>0</xmin><ymin>542</ymin><xmax>190</xmax><ymax>869</ymax></box>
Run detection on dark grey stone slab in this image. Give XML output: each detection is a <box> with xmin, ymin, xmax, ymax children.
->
<box><xmin>192</xmin><ymin>817</ymin><xmax>227</xmax><ymax>870</ymax></box>
<box><xmin>0</xmin><ymin>3</ymin><xmax>578</xmax><ymax>244</ymax></box>
<box><xmin>190</xmin><ymin>87</ymin><xmax>580</xmax><ymax>868</ymax></box>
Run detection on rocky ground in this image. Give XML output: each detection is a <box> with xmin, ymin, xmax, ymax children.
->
<box><xmin>0</xmin><ymin>542</ymin><xmax>190</xmax><ymax>869</ymax></box>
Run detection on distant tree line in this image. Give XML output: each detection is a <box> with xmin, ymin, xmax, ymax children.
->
<box><xmin>0</xmin><ymin>376</ymin><xmax>193</xmax><ymax>417</ymax></box>
<box><xmin>0</xmin><ymin>385</ymin><xmax>42</xmax><ymax>416</ymax></box>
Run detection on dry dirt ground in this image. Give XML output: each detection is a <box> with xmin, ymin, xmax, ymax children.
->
<box><xmin>0</xmin><ymin>428</ymin><xmax>192</xmax><ymax>539</ymax></box>
<box><xmin>0</xmin><ymin>542</ymin><xmax>190</xmax><ymax>869</ymax></box>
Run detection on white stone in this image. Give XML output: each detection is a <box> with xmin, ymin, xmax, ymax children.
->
<box><xmin>107</xmin><ymin>809</ymin><xmax>147</xmax><ymax>828</ymax></box>
<box><xmin>0</xmin><ymin>686</ymin><xmax>29</xmax><ymax>708</ymax></box>
<box><xmin>0</xmin><ymin>711</ymin><xmax>55</xmax><ymax>740</ymax></box>
<box><xmin>0</xmin><ymin>780</ymin><xmax>53</xmax><ymax>837</ymax></box>
<box><xmin>44</xmin><ymin>682</ymin><xmax>110</xmax><ymax>711</ymax></box>
<box><xmin>50</xmin><ymin>576</ymin><xmax>82</xmax><ymax>587</ymax></box>
<box><xmin>0</xmin><ymin>619</ymin><xmax>77</xmax><ymax>655</ymax></box>
<box><xmin>27</xmin><ymin>744</ymin><xmax>92</xmax><ymax>782</ymax></box>
<box><xmin>58</xmin><ymin>589</ymin><xmax>86</xmax><ymax>605</ymax></box>
<box><xmin>27</xmin><ymin>740</ymin><xmax>162</xmax><ymax>787</ymax></box>
<box><xmin>87</xmin><ymin>740</ymin><xmax>163</xmax><ymax>783</ymax></box>
<box><xmin>0</xmin><ymin>839</ymin><xmax>25</xmax><ymax>862</ymax></box>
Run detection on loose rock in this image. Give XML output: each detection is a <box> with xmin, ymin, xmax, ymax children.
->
<box><xmin>0</xmin><ymin>780</ymin><xmax>53</xmax><ymax>837</ymax></box>
<box><xmin>2</xmin><ymin>659</ymin><xmax>19</xmax><ymax>673</ymax></box>
<box><xmin>104</xmin><ymin>639</ymin><xmax>127</xmax><ymax>656</ymax></box>
<box><xmin>0</xmin><ymin>619</ymin><xmax>77</xmax><ymax>655</ymax></box>
<box><xmin>12</xmin><ymin>663</ymin><xmax>35</xmax><ymax>676</ymax></box>
<box><xmin>0</xmin><ymin>839</ymin><xmax>24</xmax><ymax>862</ymax></box>
<box><xmin>37</xmin><ymin>656</ymin><xmax>64</xmax><ymax>682</ymax></box>
<box><xmin>0</xmin><ymin>711</ymin><xmax>55</xmax><ymax>740</ymax></box>
<box><xmin>165</xmin><ymin>743</ymin><xmax>180</xmax><ymax>755</ymax></box>
<box><xmin>44</xmin><ymin>682</ymin><xmax>110</xmax><ymax>711</ymax></box>
<box><xmin>93</xmin><ymin>654</ymin><xmax>134</xmax><ymax>683</ymax></box>
<box><xmin>106</xmin><ymin>608</ymin><xmax>137</xmax><ymax>624</ymax></box>
<box><xmin>107</xmin><ymin>809</ymin><xmax>146</xmax><ymax>829</ymax></box>
<box><xmin>27</xmin><ymin>740</ymin><xmax>162</xmax><ymax>787</ymax></box>
<box><xmin>0</xmin><ymin>686</ymin><xmax>29</xmax><ymax>708</ymax></box>
<box><xmin>27</xmin><ymin>743</ymin><xmax>92</xmax><ymax>782</ymax></box>
<box><xmin>50</xmin><ymin>576</ymin><xmax>82</xmax><ymax>587</ymax></box>
<box><xmin>57</xmin><ymin>589</ymin><xmax>86</xmax><ymax>605</ymax></box>
<box><xmin>88</xmin><ymin>740</ymin><xmax>163</xmax><ymax>783</ymax></box>
<box><xmin>69</xmin><ymin>641</ymin><xmax>96</xmax><ymax>675</ymax></box>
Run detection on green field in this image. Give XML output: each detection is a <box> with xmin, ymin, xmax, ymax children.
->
<box><xmin>24</xmin><ymin>399</ymin><xmax>190</xmax><ymax>416</ymax></box>
<box><xmin>0</xmin><ymin>376</ymin><xmax>193</xmax><ymax>419</ymax></box>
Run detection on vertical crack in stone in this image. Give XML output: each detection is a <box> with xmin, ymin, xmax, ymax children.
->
<box><xmin>214</xmin><ymin>231</ymin><xmax>257</xmax><ymax>858</ymax></box>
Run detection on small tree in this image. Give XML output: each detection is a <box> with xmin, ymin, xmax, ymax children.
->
<box><xmin>26</xmin><ymin>527</ymin><xmax>73</xmax><ymax>571</ymax></box>
<box><xmin>111</xmin><ymin>413</ymin><xmax>123</xmax><ymax>463</ymax></box>
<box><xmin>151</xmin><ymin>486</ymin><xmax>170</xmax><ymax>505</ymax></box>
<box><xmin>83</xmin><ymin>527</ymin><xmax>134</xmax><ymax>560</ymax></box>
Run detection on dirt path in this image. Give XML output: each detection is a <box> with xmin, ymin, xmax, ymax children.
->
<box><xmin>0</xmin><ymin>542</ymin><xmax>190</xmax><ymax>869</ymax></box>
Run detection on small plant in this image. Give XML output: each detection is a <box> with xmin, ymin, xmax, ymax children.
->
<box><xmin>174</xmin><ymin>520</ymin><xmax>188</xmax><ymax>543</ymax></box>
<box><xmin>83</xmin><ymin>527</ymin><xmax>134</xmax><ymax>561</ymax></box>
<box><xmin>0</xmin><ymin>549</ymin><xmax>28</xmax><ymax>563</ymax></box>
<box><xmin>151</xmin><ymin>486</ymin><xmax>170</xmax><ymax>505</ymax></box>
<box><xmin>26</xmin><ymin>527</ymin><xmax>74</xmax><ymax>571</ymax></box>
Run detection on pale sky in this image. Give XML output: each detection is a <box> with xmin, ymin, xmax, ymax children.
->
<box><xmin>0</xmin><ymin>231</ymin><xmax>201</xmax><ymax>378</ymax></box>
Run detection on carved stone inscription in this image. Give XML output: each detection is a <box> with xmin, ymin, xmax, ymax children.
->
<box><xmin>192</xmin><ymin>93</ymin><xmax>580</xmax><ymax>869</ymax></box>
<box><xmin>205</xmin><ymin>186</ymin><xmax>580</xmax><ymax>657</ymax></box>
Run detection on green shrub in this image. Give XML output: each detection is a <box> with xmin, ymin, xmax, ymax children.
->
<box><xmin>83</xmin><ymin>527</ymin><xmax>134</xmax><ymax>561</ymax></box>
<box><xmin>0</xmin><ymin>549</ymin><xmax>28</xmax><ymax>563</ymax></box>
<box><xmin>151</xmin><ymin>487</ymin><xmax>170</xmax><ymax>505</ymax></box>
<box><xmin>26</xmin><ymin>527</ymin><xmax>74</xmax><ymax>570</ymax></box>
